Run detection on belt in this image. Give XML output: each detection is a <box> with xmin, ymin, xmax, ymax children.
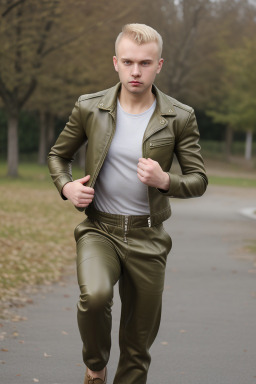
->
<box><xmin>86</xmin><ymin>205</ymin><xmax>152</xmax><ymax>229</ymax></box>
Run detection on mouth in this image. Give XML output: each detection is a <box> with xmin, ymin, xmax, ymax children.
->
<box><xmin>129</xmin><ymin>81</ymin><xmax>142</xmax><ymax>85</ymax></box>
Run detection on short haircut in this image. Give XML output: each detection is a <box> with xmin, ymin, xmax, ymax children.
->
<box><xmin>115</xmin><ymin>23</ymin><xmax>163</xmax><ymax>58</ymax></box>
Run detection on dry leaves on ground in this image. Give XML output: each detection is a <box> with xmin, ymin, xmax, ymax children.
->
<box><xmin>0</xmin><ymin>184</ymin><xmax>82</xmax><ymax>319</ymax></box>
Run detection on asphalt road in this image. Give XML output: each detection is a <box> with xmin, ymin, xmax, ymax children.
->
<box><xmin>1</xmin><ymin>185</ymin><xmax>256</xmax><ymax>384</ymax></box>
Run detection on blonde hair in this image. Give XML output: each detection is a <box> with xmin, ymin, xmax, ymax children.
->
<box><xmin>115</xmin><ymin>24</ymin><xmax>163</xmax><ymax>58</ymax></box>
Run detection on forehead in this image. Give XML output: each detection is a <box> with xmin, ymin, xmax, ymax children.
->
<box><xmin>116</xmin><ymin>37</ymin><xmax>160</xmax><ymax>60</ymax></box>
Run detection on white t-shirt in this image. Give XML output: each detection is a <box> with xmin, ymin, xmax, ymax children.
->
<box><xmin>94</xmin><ymin>99</ymin><xmax>156</xmax><ymax>215</ymax></box>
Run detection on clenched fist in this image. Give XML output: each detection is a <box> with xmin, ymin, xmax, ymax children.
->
<box><xmin>137</xmin><ymin>158</ymin><xmax>170</xmax><ymax>191</ymax></box>
<box><xmin>62</xmin><ymin>175</ymin><xmax>95</xmax><ymax>208</ymax></box>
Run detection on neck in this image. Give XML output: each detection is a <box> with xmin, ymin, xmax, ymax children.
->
<box><xmin>119</xmin><ymin>85</ymin><xmax>155</xmax><ymax>114</ymax></box>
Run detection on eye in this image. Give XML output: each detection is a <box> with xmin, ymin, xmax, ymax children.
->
<box><xmin>142</xmin><ymin>61</ymin><xmax>150</xmax><ymax>66</ymax></box>
<box><xmin>123</xmin><ymin>60</ymin><xmax>131</xmax><ymax>65</ymax></box>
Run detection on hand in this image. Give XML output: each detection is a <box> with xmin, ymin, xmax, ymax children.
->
<box><xmin>62</xmin><ymin>175</ymin><xmax>94</xmax><ymax>207</ymax></box>
<box><xmin>137</xmin><ymin>158</ymin><xmax>170</xmax><ymax>190</ymax></box>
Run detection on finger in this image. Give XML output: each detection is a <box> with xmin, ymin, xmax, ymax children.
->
<box><xmin>137</xmin><ymin>169</ymin><xmax>144</xmax><ymax>178</ymax></box>
<box><xmin>76</xmin><ymin>175</ymin><xmax>90</xmax><ymax>184</ymax></box>
<box><xmin>80</xmin><ymin>187</ymin><xmax>94</xmax><ymax>195</ymax></box>
<box><xmin>138</xmin><ymin>159</ymin><xmax>149</xmax><ymax>171</ymax></box>
<box><xmin>75</xmin><ymin>203</ymin><xmax>89</xmax><ymax>208</ymax></box>
<box><xmin>77</xmin><ymin>199</ymin><xmax>93</xmax><ymax>206</ymax></box>
<box><xmin>138</xmin><ymin>157</ymin><xmax>149</xmax><ymax>165</ymax></box>
<box><xmin>75</xmin><ymin>195</ymin><xmax>94</xmax><ymax>204</ymax></box>
<box><xmin>80</xmin><ymin>193</ymin><xmax>94</xmax><ymax>200</ymax></box>
<box><xmin>137</xmin><ymin>163</ymin><xmax>145</xmax><ymax>171</ymax></box>
<box><xmin>137</xmin><ymin>173</ymin><xmax>147</xmax><ymax>185</ymax></box>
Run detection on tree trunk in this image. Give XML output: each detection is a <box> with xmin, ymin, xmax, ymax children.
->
<box><xmin>7</xmin><ymin>112</ymin><xmax>19</xmax><ymax>177</ymax></box>
<box><xmin>245</xmin><ymin>130</ymin><xmax>253</xmax><ymax>161</ymax></box>
<box><xmin>224</xmin><ymin>125</ymin><xmax>233</xmax><ymax>160</ymax></box>
<box><xmin>38</xmin><ymin>110</ymin><xmax>47</xmax><ymax>165</ymax></box>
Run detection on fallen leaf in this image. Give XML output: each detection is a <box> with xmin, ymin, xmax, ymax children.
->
<box><xmin>61</xmin><ymin>331</ymin><xmax>68</xmax><ymax>335</ymax></box>
<box><xmin>179</xmin><ymin>330</ymin><xmax>187</xmax><ymax>333</ymax></box>
<box><xmin>1</xmin><ymin>348</ymin><xmax>8</xmax><ymax>352</ymax></box>
<box><xmin>44</xmin><ymin>352</ymin><xmax>52</xmax><ymax>358</ymax></box>
<box><xmin>161</xmin><ymin>341</ymin><xmax>168</xmax><ymax>345</ymax></box>
<box><xmin>33</xmin><ymin>379</ymin><xmax>39</xmax><ymax>383</ymax></box>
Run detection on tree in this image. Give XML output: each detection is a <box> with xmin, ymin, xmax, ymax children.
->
<box><xmin>207</xmin><ymin>37</ymin><xmax>256</xmax><ymax>160</ymax></box>
<box><xmin>0</xmin><ymin>1</ymin><xmax>62</xmax><ymax>175</ymax></box>
<box><xmin>0</xmin><ymin>0</ymin><xmax>150</xmax><ymax>174</ymax></box>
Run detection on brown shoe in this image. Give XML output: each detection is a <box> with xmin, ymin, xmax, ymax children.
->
<box><xmin>84</xmin><ymin>367</ymin><xmax>107</xmax><ymax>384</ymax></box>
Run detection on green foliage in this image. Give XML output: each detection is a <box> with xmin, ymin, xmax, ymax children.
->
<box><xmin>200</xmin><ymin>139</ymin><xmax>256</xmax><ymax>157</ymax></box>
<box><xmin>207</xmin><ymin>37</ymin><xmax>256</xmax><ymax>132</ymax></box>
<box><xmin>0</xmin><ymin>109</ymin><xmax>39</xmax><ymax>158</ymax></box>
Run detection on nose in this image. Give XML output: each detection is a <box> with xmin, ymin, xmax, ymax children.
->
<box><xmin>131</xmin><ymin>64</ymin><xmax>141</xmax><ymax>77</ymax></box>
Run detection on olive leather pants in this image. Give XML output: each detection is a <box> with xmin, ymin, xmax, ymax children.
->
<box><xmin>74</xmin><ymin>208</ymin><xmax>172</xmax><ymax>384</ymax></box>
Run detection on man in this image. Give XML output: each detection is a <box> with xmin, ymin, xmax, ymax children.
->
<box><xmin>48</xmin><ymin>23</ymin><xmax>207</xmax><ymax>384</ymax></box>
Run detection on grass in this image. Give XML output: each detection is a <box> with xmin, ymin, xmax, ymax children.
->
<box><xmin>0</xmin><ymin>161</ymin><xmax>255</xmax><ymax>319</ymax></box>
<box><xmin>208</xmin><ymin>175</ymin><xmax>256</xmax><ymax>188</ymax></box>
<box><xmin>0</xmin><ymin>162</ymin><xmax>84</xmax><ymax>318</ymax></box>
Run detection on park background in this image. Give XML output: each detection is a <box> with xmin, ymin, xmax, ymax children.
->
<box><xmin>0</xmin><ymin>0</ymin><xmax>256</xmax><ymax>318</ymax></box>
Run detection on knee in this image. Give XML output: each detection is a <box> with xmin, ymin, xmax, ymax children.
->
<box><xmin>78</xmin><ymin>285</ymin><xmax>113</xmax><ymax>312</ymax></box>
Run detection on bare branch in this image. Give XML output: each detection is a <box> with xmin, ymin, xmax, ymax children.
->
<box><xmin>2</xmin><ymin>0</ymin><xmax>26</xmax><ymax>17</ymax></box>
<box><xmin>18</xmin><ymin>78</ymin><xmax>37</xmax><ymax>108</ymax></box>
<box><xmin>0</xmin><ymin>76</ymin><xmax>13</xmax><ymax>107</ymax></box>
<box><xmin>42</xmin><ymin>9</ymin><xmax>132</xmax><ymax>58</ymax></box>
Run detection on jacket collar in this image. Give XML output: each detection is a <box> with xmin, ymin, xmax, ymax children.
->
<box><xmin>97</xmin><ymin>82</ymin><xmax>177</xmax><ymax>117</ymax></box>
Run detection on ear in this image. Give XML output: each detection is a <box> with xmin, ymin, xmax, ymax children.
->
<box><xmin>113</xmin><ymin>56</ymin><xmax>119</xmax><ymax>72</ymax></box>
<box><xmin>156</xmin><ymin>58</ymin><xmax>164</xmax><ymax>74</ymax></box>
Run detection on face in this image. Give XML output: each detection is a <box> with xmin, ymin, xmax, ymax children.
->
<box><xmin>113</xmin><ymin>37</ymin><xmax>164</xmax><ymax>97</ymax></box>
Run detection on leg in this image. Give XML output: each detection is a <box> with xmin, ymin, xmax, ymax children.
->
<box><xmin>113</xmin><ymin>225</ymin><xmax>172</xmax><ymax>384</ymax></box>
<box><xmin>76</xmin><ymin>235</ymin><xmax>121</xmax><ymax>371</ymax></box>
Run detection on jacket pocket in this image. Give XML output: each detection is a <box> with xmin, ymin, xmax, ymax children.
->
<box><xmin>149</xmin><ymin>137</ymin><xmax>174</xmax><ymax>148</ymax></box>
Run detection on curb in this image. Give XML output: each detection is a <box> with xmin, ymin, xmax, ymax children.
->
<box><xmin>240</xmin><ymin>207</ymin><xmax>256</xmax><ymax>220</ymax></box>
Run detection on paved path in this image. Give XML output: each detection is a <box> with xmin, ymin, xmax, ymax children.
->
<box><xmin>1</xmin><ymin>185</ymin><xmax>256</xmax><ymax>384</ymax></box>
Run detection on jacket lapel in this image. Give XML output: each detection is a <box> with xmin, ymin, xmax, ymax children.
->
<box><xmin>96</xmin><ymin>82</ymin><xmax>177</xmax><ymax>142</ymax></box>
<box><xmin>143</xmin><ymin>85</ymin><xmax>176</xmax><ymax>142</ymax></box>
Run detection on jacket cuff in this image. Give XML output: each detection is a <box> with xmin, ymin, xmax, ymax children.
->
<box><xmin>157</xmin><ymin>172</ymin><xmax>180</xmax><ymax>197</ymax></box>
<box><xmin>54</xmin><ymin>175</ymin><xmax>73</xmax><ymax>200</ymax></box>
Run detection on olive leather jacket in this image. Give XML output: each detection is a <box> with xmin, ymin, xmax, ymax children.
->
<box><xmin>48</xmin><ymin>83</ymin><xmax>208</xmax><ymax>226</ymax></box>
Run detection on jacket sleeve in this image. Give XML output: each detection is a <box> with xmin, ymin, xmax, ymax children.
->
<box><xmin>161</xmin><ymin>109</ymin><xmax>208</xmax><ymax>198</ymax></box>
<box><xmin>47</xmin><ymin>98</ymin><xmax>87</xmax><ymax>199</ymax></box>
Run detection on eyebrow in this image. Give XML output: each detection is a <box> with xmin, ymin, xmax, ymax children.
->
<box><xmin>120</xmin><ymin>58</ymin><xmax>153</xmax><ymax>62</ymax></box>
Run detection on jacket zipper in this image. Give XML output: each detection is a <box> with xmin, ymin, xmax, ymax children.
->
<box><xmin>123</xmin><ymin>215</ymin><xmax>128</xmax><ymax>243</ymax></box>
<box><xmin>142</xmin><ymin>140</ymin><xmax>152</xmax><ymax>227</ymax></box>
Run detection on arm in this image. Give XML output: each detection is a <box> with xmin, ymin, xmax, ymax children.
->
<box><xmin>47</xmin><ymin>98</ymin><xmax>88</xmax><ymax>199</ymax></box>
<box><xmin>137</xmin><ymin>110</ymin><xmax>208</xmax><ymax>198</ymax></box>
